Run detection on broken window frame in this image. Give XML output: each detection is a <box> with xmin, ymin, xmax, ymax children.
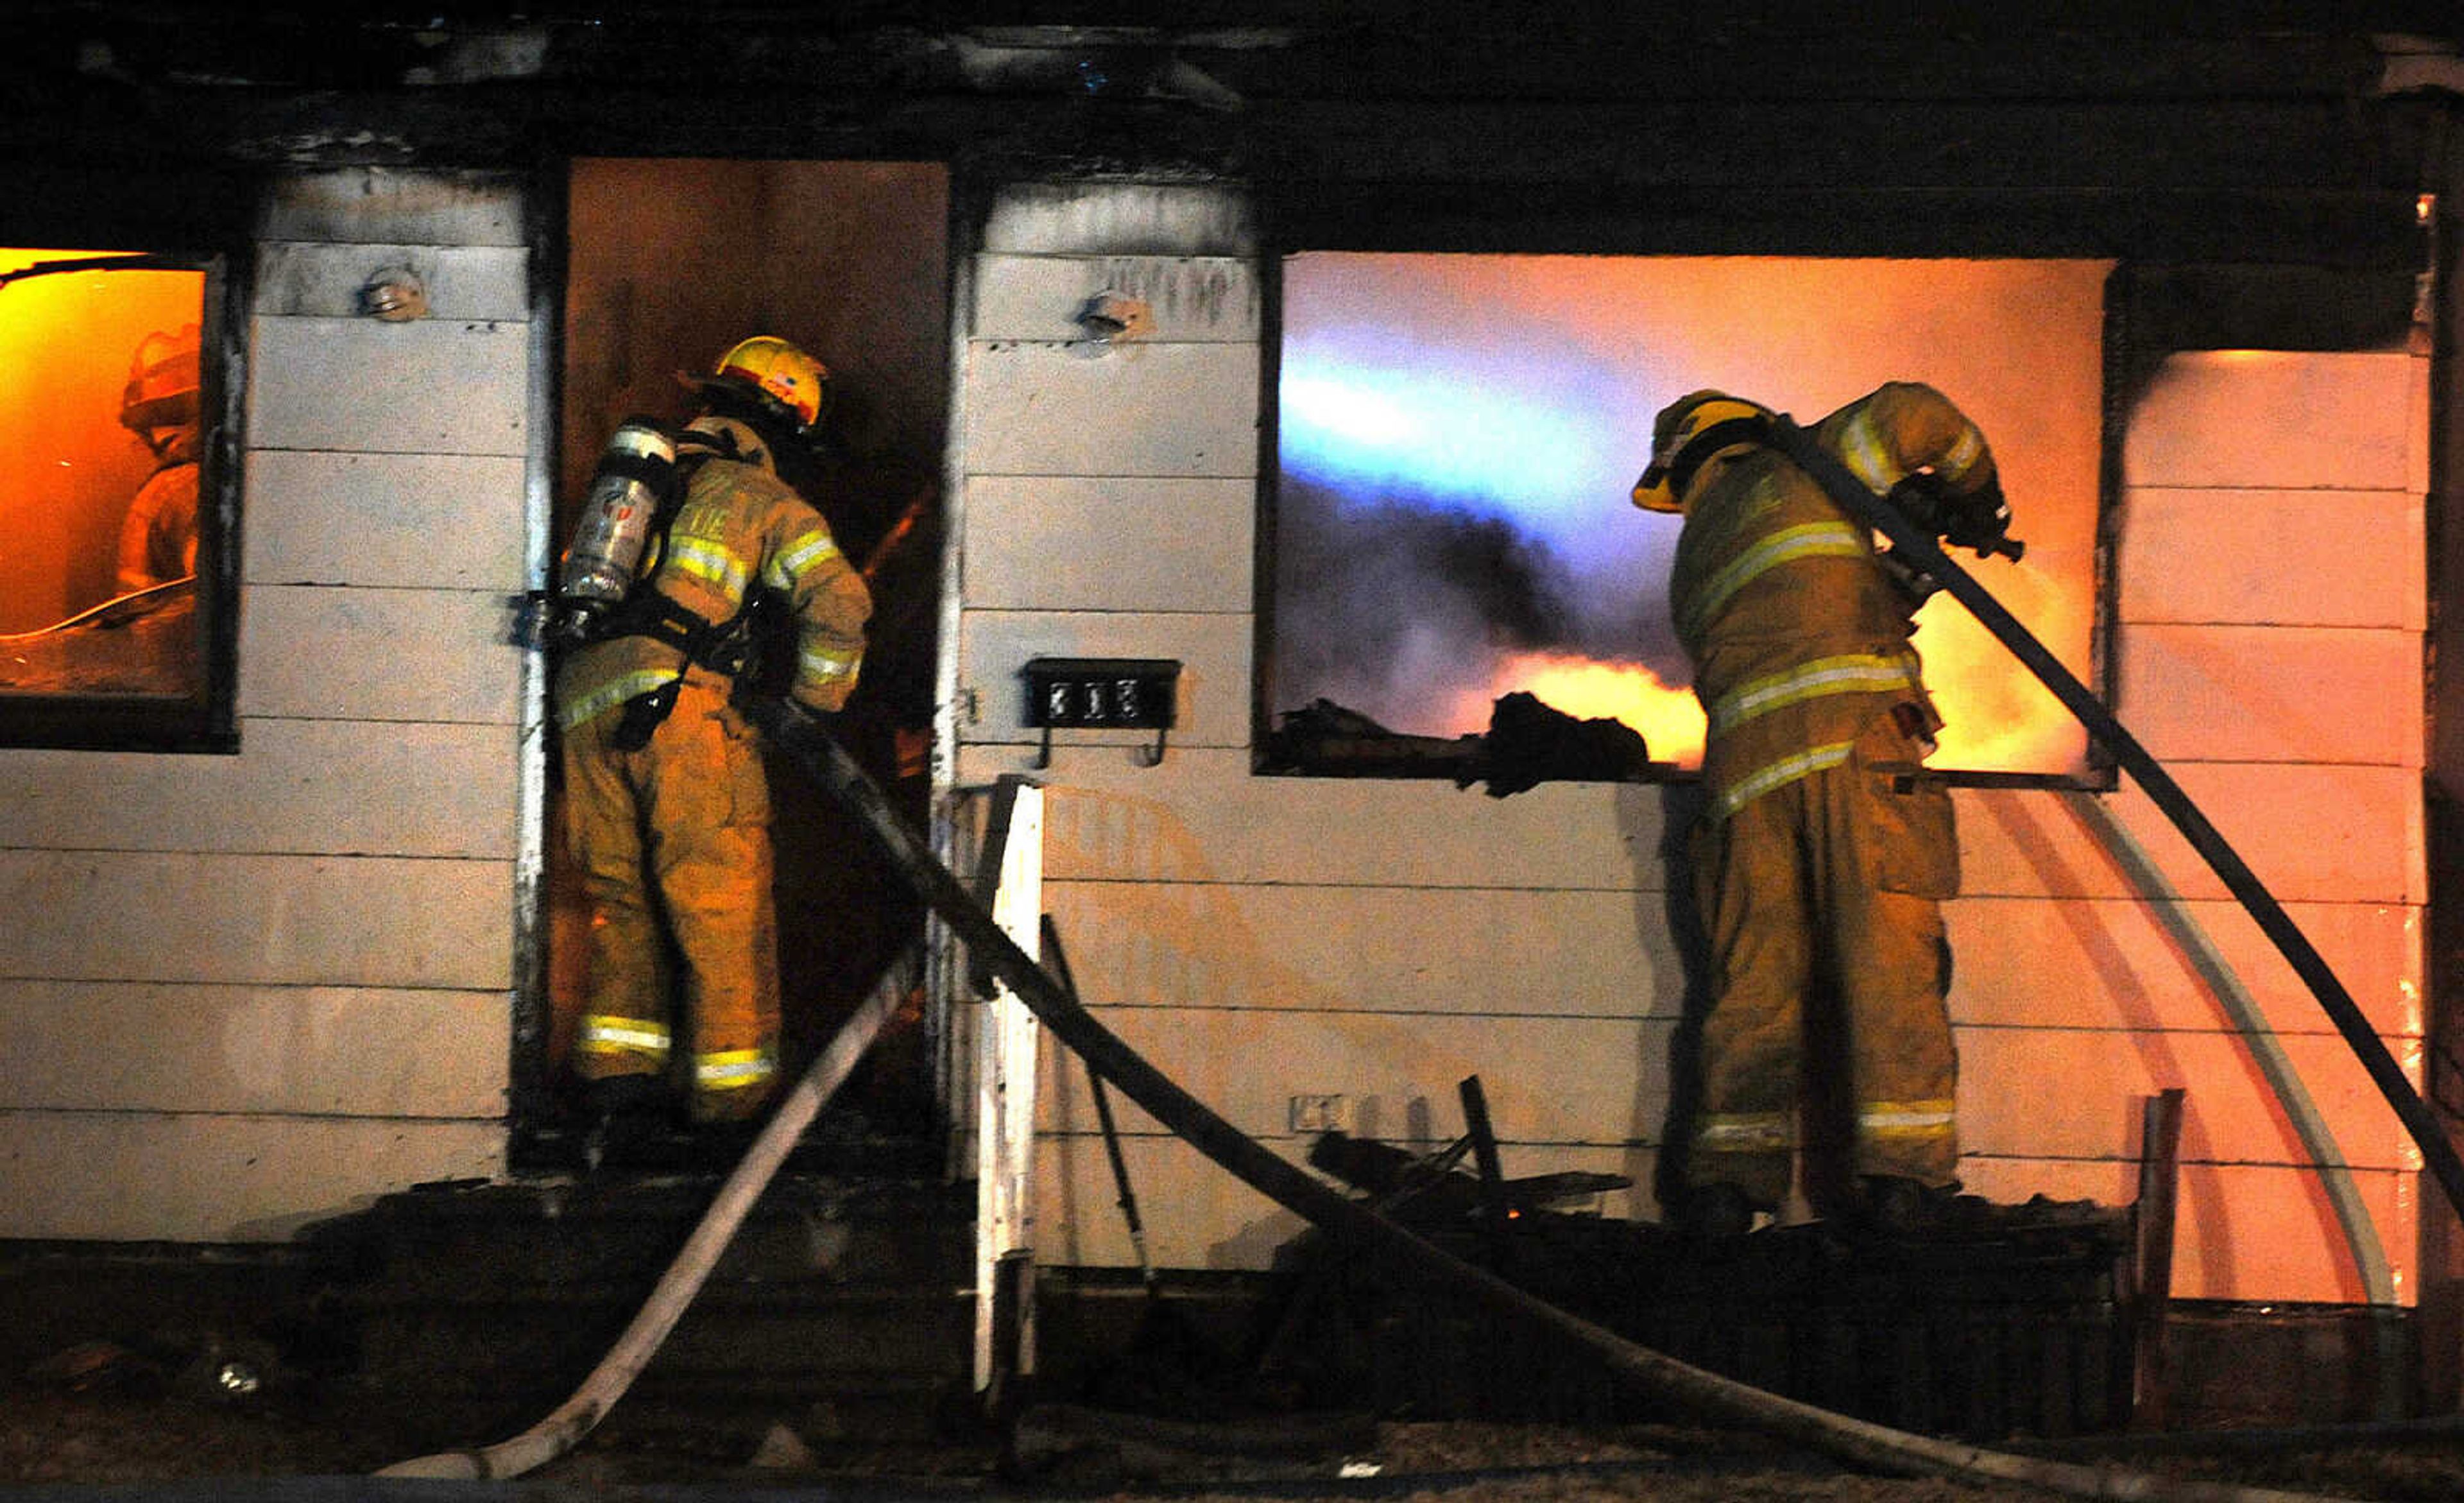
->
<box><xmin>0</xmin><ymin>247</ymin><xmax>241</xmax><ymax>755</ymax></box>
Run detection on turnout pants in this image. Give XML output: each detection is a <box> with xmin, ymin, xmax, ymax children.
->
<box><xmin>1684</xmin><ymin>710</ymin><xmax>1960</xmax><ymax>1207</ymax></box>
<box><xmin>562</xmin><ymin>666</ymin><xmax>782</xmax><ymax>1122</ymax></box>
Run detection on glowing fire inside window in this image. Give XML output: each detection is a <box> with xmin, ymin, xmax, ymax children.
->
<box><xmin>0</xmin><ymin>247</ymin><xmax>208</xmax><ymax>700</ymax></box>
<box><xmin>1271</xmin><ymin>253</ymin><xmax>2109</xmax><ymax>778</ymax></box>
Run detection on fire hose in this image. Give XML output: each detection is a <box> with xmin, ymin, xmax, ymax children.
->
<box><xmin>1755</xmin><ymin>414</ymin><xmax>2464</xmax><ymax>1228</ymax></box>
<box><xmin>378</xmin><ymin>419</ymin><xmax>2420</xmax><ymax>1493</ymax></box>
<box><xmin>373</xmin><ymin>956</ymin><xmax>909</xmax><ymax>1480</ymax></box>
<box><xmin>744</xmin><ymin>699</ymin><xmax>2366</xmax><ymax>1503</ymax></box>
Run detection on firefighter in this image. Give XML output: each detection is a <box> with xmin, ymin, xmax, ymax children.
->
<box><xmin>1632</xmin><ymin>382</ymin><xmax>2008</xmax><ymax>1237</ymax></box>
<box><xmin>115</xmin><ymin>325</ymin><xmax>201</xmax><ymax>594</ymax></box>
<box><xmin>558</xmin><ymin>335</ymin><xmax>872</xmax><ymax>1137</ymax></box>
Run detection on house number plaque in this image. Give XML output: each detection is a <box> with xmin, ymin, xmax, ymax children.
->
<box><xmin>1020</xmin><ymin>657</ymin><xmax>1181</xmax><ymax>768</ymax></box>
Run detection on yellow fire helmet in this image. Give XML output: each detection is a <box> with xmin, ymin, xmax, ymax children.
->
<box><xmin>120</xmin><ymin>323</ymin><xmax>201</xmax><ymax>433</ymax></box>
<box><xmin>1630</xmin><ymin>390</ymin><xmax>1770</xmax><ymax>513</ymax></box>
<box><xmin>687</xmin><ymin>334</ymin><xmax>831</xmax><ymax>433</ymax></box>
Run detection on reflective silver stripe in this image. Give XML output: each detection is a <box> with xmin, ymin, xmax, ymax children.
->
<box><xmin>797</xmin><ymin>644</ymin><xmax>862</xmax><ymax>688</ymax></box>
<box><xmin>578</xmin><ymin>1016</ymin><xmax>671</xmax><ymax>1058</ymax></box>
<box><xmin>695</xmin><ymin>1047</ymin><xmax>776</xmax><ymax>1090</ymax></box>
<box><xmin>1693</xmin><ymin>1112</ymin><xmax>1792</xmax><ymax>1152</ymax></box>
<box><xmin>767</xmin><ymin>531</ymin><xmax>844</xmax><ymax>589</ymax></box>
<box><xmin>665</xmin><ymin>537</ymin><xmax>749</xmax><ymax>601</ymax></box>
<box><xmin>1715</xmin><ymin>739</ymin><xmax>1855</xmax><ymax>818</ymax></box>
<box><xmin>1858</xmin><ymin>1100</ymin><xmax>1957</xmax><ymax>1139</ymax></box>
<box><xmin>1679</xmin><ymin>521</ymin><xmax>1865</xmax><ymax>642</ymax></box>
<box><xmin>1937</xmin><ymin>426</ymin><xmax>1985</xmax><ymax>482</ymax></box>
<box><xmin>561</xmin><ymin>668</ymin><xmax>677</xmax><ymax>731</ymax></box>
<box><xmin>1844</xmin><ymin>407</ymin><xmax>1987</xmax><ymax>488</ymax></box>
<box><xmin>1838</xmin><ymin>409</ymin><xmax>1901</xmax><ymax>492</ymax></box>
<box><xmin>1707</xmin><ymin>652</ymin><xmax>1920</xmax><ymax>737</ymax></box>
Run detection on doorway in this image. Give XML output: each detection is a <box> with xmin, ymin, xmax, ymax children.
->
<box><xmin>529</xmin><ymin>158</ymin><xmax>952</xmax><ymax>1162</ymax></box>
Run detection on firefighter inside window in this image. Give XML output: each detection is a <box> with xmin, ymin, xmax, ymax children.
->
<box><xmin>0</xmin><ymin>246</ymin><xmax>208</xmax><ymax>703</ymax></box>
<box><xmin>114</xmin><ymin>324</ymin><xmax>203</xmax><ymax>596</ymax></box>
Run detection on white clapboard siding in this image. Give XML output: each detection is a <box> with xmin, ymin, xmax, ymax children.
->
<box><xmin>1953</xmin><ymin>345</ymin><xmax>2434</xmax><ymax>1307</ymax></box>
<box><xmin>964</xmin><ymin>474</ymin><xmax>1256</xmax><ymax>613</ymax></box>
<box><xmin>2117</xmin><ymin>624</ymin><xmax>2422</xmax><ymax>766</ymax></box>
<box><xmin>1958</xmin><ymin>768</ymin><xmax>2422</xmax><ymax>906</ymax></box>
<box><xmin>5</xmin><ymin>983</ymin><xmax>507</xmax><ymax>1117</ymax></box>
<box><xmin>0</xmin><ymin>1113</ymin><xmax>506</xmax><ymax>1244</ymax></box>
<box><xmin>1036</xmin><ymin>1006</ymin><xmax>1673</xmax><ymax>1150</ymax></box>
<box><xmin>259</xmin><ymin>169</ymin><xmax>527</xmax><ymax>246</ymax></box>
<box><xmin>240</xmin><ymin>585</ymin><xmax>527</xmax><ymax>725</ymax></box>
<box><xmin>979</xmin><ymin>182</ymin><xmax>1258</xmax><ymax>258</ymax></box>
<box><xmin>1956</xmin><ymin>1027</ymin><xmax>2419</xmax><ymax>1169</ymax></box>
<box><xmin>2119</xmin><ymin>489</ymin><xmax>2425</xmax><ymax>630</ymax></box>
<box><xmin>245</xmin><ymin>451</ymin><xmax>530</xmax><ymax>590</ymax></box>
<box><xmin>0</xmin><ymin>720</ymin><xmax>518</xmax><ymax>859</ymax></box>
<box><xmin>2122</xmin><ymin>350</ymin><xmax>2424</xmax><ymax>493</ymax></box>
<box><xmin>956</xmin><ymin>744</ymin><xmax>1676</xmax><ymax>893</ymax></box>
<box><xmin>1042</xmin><ymin>880</ymin><xmax>1691</xmax><ymax>1021</ymax></box>
<box><xmin>0</xmin><ymin>851</ymin><xmax>514</xmax><ymax>992</ymax></box>
<box><xmin>248</xmin><ymin>316</ymin><xmax>529</xmax><ymax>456</ymax></box>
<box><xmin>962</xmin><ymin>339</ymin><xmax>1260</xmax><ymax>479</ymax></box>
<box><xmin>1947</xmin><ymin>895</ymin><xmax>2420</xmax><ymax>1040</ymax></box>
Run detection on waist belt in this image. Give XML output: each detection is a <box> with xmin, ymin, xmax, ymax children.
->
<box><xmin>586</xmin><ymin>590</ymin><xmax>759</xmax><ymax>751</ymax></box>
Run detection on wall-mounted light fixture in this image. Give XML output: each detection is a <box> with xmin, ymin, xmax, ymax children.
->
<box><xmin>359</xmin><ymin>266</ymin><xmax>429</xmax><ymax>322</ymax></box>
<box><xmin>1074</xmin><ymin>289</ymin><xmax>1152</xmax><ymax>345</ymax></box>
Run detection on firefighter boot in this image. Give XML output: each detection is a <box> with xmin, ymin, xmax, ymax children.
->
<box><xmin>581</xmin><ymin>1073</ymin><xmax>671</xmax><ymax>1172</ymax></box>
<box><xmin>1671</xmin><ymin>1183</ymin><xmax>1761</xmax><ymax>1240</ymax></box>
<box><xmin>1854</xmin><ymin>1174</ymin><xmax>1960</xmax><ymax>1237</ymax></box>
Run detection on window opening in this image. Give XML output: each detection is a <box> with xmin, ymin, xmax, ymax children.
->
<box><xmin>1265</xmin><ymin>253</ymin><xmax>2110</xmax><ymax>782</ymax></box>
<box><xmin>0</xmin><ymin>248</ymin><xmax>230</xmax><ymax>750</ymax></box>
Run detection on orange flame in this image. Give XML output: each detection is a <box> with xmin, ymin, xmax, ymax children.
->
<box><xmin>1465</xmin><ymin>594</ymin><xmax>2093</xmax><ymax>780</ymax></box>
<box><xmin>1449</xmin><ymin>653</ymin><xmax>1707</xmax><ymax>768</ymax></box>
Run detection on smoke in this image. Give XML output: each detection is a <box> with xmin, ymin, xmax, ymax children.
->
<box><xmin>1272</xmin><ymin>476</ymin><xmax>1681</xmax><ymax>739</ymax></box>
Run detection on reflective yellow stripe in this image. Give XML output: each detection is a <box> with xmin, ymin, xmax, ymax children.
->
<box><xmin>1706</xmin><ymin>652</ymin><xmax>1921</xmax><ymax>737</ymax></box>
<box><xmin>665</xmin><ymin>537</ymin><xmax>749</xmax><ymax>601</ymax></box>
<box><xmin>1858</xmin><ymin>1099</ymin><xmax>1957</xmax><ymax>1140</ymax></box>
<box><xmin>1838</xmin><ymin>409</ymin><xmax>1901</xmax><ymax>492</ymax></box>
<box><xmin>1679</xmin><ymin>522</ymin><xmax>1865</xmax><ymax>642</ymax></box>
<box><xmin>1714</xmin><ymin>739</ymin><xmax>1855</xmax><ymax>820</ymax></box>
<box><xmin>561</xmin><ymin>669</ymin><xmax>677</xmax><ymax>731</ymax></box>
<box><xmin>767</xmin><ymin>530</ymin><xmax>843</xmax><ymax>589</ymax></box>
<box><xmin>694</xmin><ymin>1047</ymin><xmax>777</xmax><ymax>1091</ymax></box>
<box><xmin>578</xmin><ymin>1015</ymin><xmax>671</xmax><ymax>1060</ymax></box>
<box><xmin>1693</xmin><ymin>1112</ymin><xmax>1792</xmax><ymax>1153</ymax></box>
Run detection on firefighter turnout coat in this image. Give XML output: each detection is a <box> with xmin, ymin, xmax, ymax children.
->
<box><xmin>1667</xmin><ymin>382</ymin><xmax>1998</xmax><ymax>1207</ymax></box>
<box><xmin>556</xmin><ymin>414</ymin><xmax>872</xmax><ymax>1122</ymax></box>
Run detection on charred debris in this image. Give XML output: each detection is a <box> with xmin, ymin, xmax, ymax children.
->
<box><xmin>1260</xmin><ymin>691</ymin><xmax>1657</xmax><ymax>794</ymax></box>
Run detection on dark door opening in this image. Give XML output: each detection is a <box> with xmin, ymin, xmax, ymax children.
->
<box><xmin>524</xmin><ymin>158</ymin><xmax>951</xmax><ymax>1167</ymax></box>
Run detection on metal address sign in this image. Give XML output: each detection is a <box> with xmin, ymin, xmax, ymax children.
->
<box><xmin>1020</xmin><ymin>657</ymin><xmax>1181</xmax><ymax>768</ymax></box>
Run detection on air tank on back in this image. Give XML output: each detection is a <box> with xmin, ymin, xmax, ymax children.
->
<box><xmin>555</xmin><ymin>417</ymin><xmax>678</xmax><ymax>639</ymax></box>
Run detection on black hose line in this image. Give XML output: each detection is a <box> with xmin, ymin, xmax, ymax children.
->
<box><xmin>1759</xmin><ymin>415</ymin><xmax>2464</xmax><ymax>1228</ymax></box>
<box><xmin>746</xmin><ymin>699</ymin><xmax>2359</xmax><ymax>1503</ymax></box>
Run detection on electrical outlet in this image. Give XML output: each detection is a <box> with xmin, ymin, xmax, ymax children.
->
<box><xmin>1288</xmin><ymin>1094</ymin><xmax>1349</xmax><ymax>1134</ymax></box>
